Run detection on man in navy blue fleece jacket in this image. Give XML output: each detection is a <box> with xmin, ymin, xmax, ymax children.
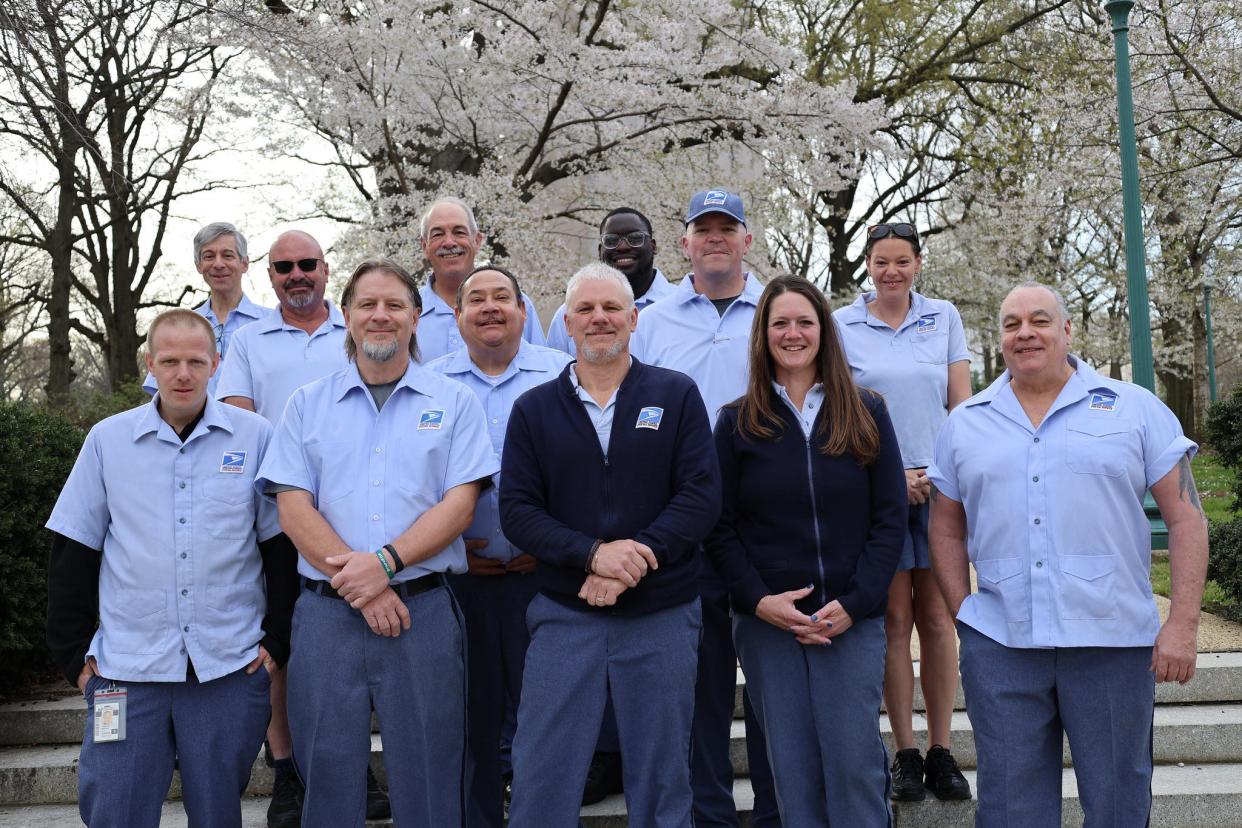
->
<box><xmin>501</xmin><ymin>263</ymin><xmax>720</xmax><ymax>828</ymax></box>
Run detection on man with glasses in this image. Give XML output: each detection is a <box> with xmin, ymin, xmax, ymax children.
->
<box><xmin>216</xmin><ymin>229</ymin><xmax>389</xmax><ymax>826</ymax></box>
<box><xmin>416</xmin><ymin>197</ymin><xmax>545</xmax><ymax>362</ymax></box>
<box><xmin>546</xmin><ymin>208</ymin><xmax>675</xmax><ymax>359</ymax></box>
<box><xmin>143</xmin><ymin>222</ymin><xmax>270</xmax><ymax>398</ymax></box>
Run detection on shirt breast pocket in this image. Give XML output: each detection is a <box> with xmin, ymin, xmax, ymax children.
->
<box><xmin>203</xmin><ymin>478</ymin><xmax>255</xmax><ymax>539</ymax></box>
<box><xmin>398</xmin><ymin>429</ymin><xmax>451</xmax><ymax>497</ymax></box>
<box><xmin>974</xmin><ymin>557</ymin><xmax>1029</xmax><ymax>622</ymax></box>
<box><xmin>910</xmin><ymin>332</ymin><xmax>948</xmax><ymax>364</ymax></box>
<box><xmin>1064</xmin><ymin>418</ymin><xmax>1131</xmax><ymax>477</ymax></box>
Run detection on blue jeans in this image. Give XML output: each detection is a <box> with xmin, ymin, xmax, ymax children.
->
<box><xmin>288</xmin><ymin>584</ymin><xmax>466</xmax><ymax>828</ymax></box>
<box><xmin>509</xmin><ymin>594</ymin><xmax>701</xmax><ymax>828</ymax></box>
<box><xmin>79</xmin><ymin>666</ymin><xmax>270</xmax><ymax>828</ymax></box>
<box><xmin>958</xmin><ymin>623</ymin><xmax>1154</xmax><ymax>827</ymax></box>
<box><xmin>734</xmin><ymin>613</ymin><xmax>892</xmax><ymax>827</ymax></box>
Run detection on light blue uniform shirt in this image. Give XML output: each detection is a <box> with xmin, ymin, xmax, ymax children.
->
<box><xmin>546</xmin><ymin>269</ymin><xmax>675</xmax><ymax>357</ymax></box>
<box><xmin>425</xmin><ymin>342</ymin><xmax>572</xmax><ymax>562</ymax></box>
<box><xmin>418</xmin><ymin>277</ymin><xmax>546</xmax><ymax>363</ymax></box>
<box><xmin>45</xmin><ymin>397</ymin><xmax>280</xmax><ymax>683</ymax></box>
<box><xmin>214</xmin><ymin>302</ymin><xmax>349</xmax><ymax>424</ymax></box>
<box><xmin>568</xmin><ymin>359</ymin><xmax>630</xmax><ymax>455</ymax></box>
<box><xmin>142</xmin><ymin>295</ymin><xmax>270</xmax><ymax>397</ymax></box>
<box><xmin>774</xmin><ymin>382</ymin><xmax>826</xmax><ymax>438</ymax></box>
<box><xmin>927</xmin><ymin>356</ymin><xmax>1195</xmax><ymax>649</ymax></box>
<box><xmin>629</xmin><ymin>272</ymin><xmax>764</xmax><ymax>427</ymax></box>
<box><xmin>255</xmin><ymin>359</ymin><xmax>499</xmax><ymax>581</ymax></box>
<box><xmin>834</xmin><ymin>290</ymin><xmax>969</xmax><ymax>469</ymax></box>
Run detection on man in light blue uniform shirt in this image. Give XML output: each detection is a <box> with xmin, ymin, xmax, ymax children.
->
<box><xmin>256</xmin><ymin>258</ymin><xmax>498</xmax><ymax>828</ymax></box>
<box><xmin>427</xmin><ymin>264</ymin><xmax>572</xmax><ymax>828</ymax></box>
<box><xmin>45</xmin><ymin>309</ymin><xmax>297</xmax><ymax>828</ymax></box>
<box><xmin>928</xmin><ymin>282</ymin><xmax>1209</xmax><ymax>827</ymax></box>
<box><xmin>417</xmin><ymin>197</ymin><xmax>544</xmax><ymax>361</ymax></box>
<box><xmin>142</xmin><ymin>222</ymin><xmax>269</xmax><ymax>397</ymax></box>
<box><xmin>628</xmin><ymin>189</ymin><xmax>777</xmax><ymax>828</ymax></box>
<box><xmin>216</xmin><ymin>229</ymin><xmax>349</xmax><ymax>424</ymax></box>
<box><xmin>546</xmin><ymin>207</ymin><xmax>675</xmax><ymax>357</ymax></box>
<box><xmin>213</xmin><ymin>229</ymin><xmax>362</xmax><ymax>826</ymax></box>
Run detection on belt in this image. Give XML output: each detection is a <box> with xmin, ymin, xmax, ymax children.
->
<box><xmin>303</xmin><ymin>573</ymin><xmax>443</xmax><ymax>601</ymax></box>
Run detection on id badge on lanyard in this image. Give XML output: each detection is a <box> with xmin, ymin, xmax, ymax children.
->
<box><xmin>93</xmin><ymin>684</ymin><xmax>127</xmax><ymax>743</ymax></box>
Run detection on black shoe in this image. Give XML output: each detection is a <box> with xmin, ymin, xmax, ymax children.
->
<box><xmin>366</xmin><ymin>765</ymin><xmax>392</xmax><ymax>820</ymax></box>
<box><xmin>503</xmin><ymin>772</ymin><xmax>513</xmax><ymax>820</ymax></box>
<box><xmin>267</xmin><ymin>764</ymin><xmax>304</xmax><ymax>828</ymax></box>
<box><xmin>890</xmin><ymin>748</ymin><xmax>926</xmax><ymax>801</ymax></box>
<box><xmin>581</xmin><ymin>751</ymin><xmax>623</xmax><ymax>806</ymax></box>
<box><xmin>924</xmin><ymin>744</ymin><xmax>972</xmax><ymax>800</ymax></box>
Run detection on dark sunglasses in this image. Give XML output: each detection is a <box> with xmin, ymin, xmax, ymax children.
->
<box><xmin>601</xmin><ymin>231</ymin><xmax>650</xmax><ymax>250</ymax></box>
<box><xmin>867</xmin><ymin>223</ymin><xmax>919</xmax><ymax>243</ymax></box>
<box><xmin>271</xmin><ymin>258</ymin><xmax>320</xmax><ymax>274</ymax></box>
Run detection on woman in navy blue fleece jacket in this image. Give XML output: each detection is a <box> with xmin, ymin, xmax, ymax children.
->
<box><xmin>707</xmin><ymin>275</ymin><xmax>906</xmax><ymax>827</ymax></box>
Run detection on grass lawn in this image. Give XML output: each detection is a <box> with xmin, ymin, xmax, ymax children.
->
<box><xmin>1151</xmin><ymin>452</ymin><xmax>1241</xmax><ymax>622</ymax></box>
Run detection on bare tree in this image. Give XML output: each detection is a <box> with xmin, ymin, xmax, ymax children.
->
<box><xmin>0</xmin><ymin>0</ymin><xmax>240</xmax><ymax>399</ymax></box>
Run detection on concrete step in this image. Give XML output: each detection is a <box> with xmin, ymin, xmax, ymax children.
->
<box><xmin>5</xmin><ymin>703</ymin><xmax>1242</xmax><ymax>806</ymax></box>
<box><xmin>7</xmin><ymin>653</ymin><xmax>1239</xmax><ymax>747</ymax></box>
<box><xmin>2</xmin><ymin>764</ymin><xmax>1241</xmax><ymax>827</ymax></box>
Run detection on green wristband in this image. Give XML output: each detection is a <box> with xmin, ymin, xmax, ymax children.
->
<box><xmin>375</xmin><ymin>548</ymin><xmax>395</xmax><ymax>579</ymax></box>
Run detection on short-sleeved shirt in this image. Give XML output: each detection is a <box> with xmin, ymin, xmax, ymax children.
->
<box><xmin>45</xmin><ymin>397</ymin><xmax>280</xmax><ymax>683</ymax></box>
<box><xmin>142</xmin><ymin>294</ymin><xmax>270</xmax><ymax>398</ymax></box>
<box><xmin>425</xmin><ymin>342</ymin><xmax>572</xmax><ymax>562</ymax></box>
<box><xmin>255</xmin><ymin>359</ymin><xmax>499</xmax><ymax>580</ymax></box>
<box><xmin>214</xmin><ymin>302</ymin><xmax>349</xmax><ymax>424</ymax></box>
<box><xmin>629</xmin><ymin>272</ymin><xmax>764</xmax><ymax>427</ymax></box>
<box><xmin>417</xmin><ymin>277</ymin><xmax>546</xmax><ymax>363</ymax></box>
<box><xmin>546</xmin><ymin>269</ymin><xmax>676</xmax><ymax>357</ymax></box>
<box><xmin>927</xmin><ymin>356</ymin><xmax>1196</xmax><ymax>649</ymax></box>
<box><xmin>834</xmin><ymin>290</ymin><xmax>970</xmax><ymax>469</ymax></box>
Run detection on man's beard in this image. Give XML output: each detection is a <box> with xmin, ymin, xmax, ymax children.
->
<box><xmin>579</xmin><ymin>337</ymin><xmax>625</xmax><ymax>364</ymax></box>
<box><xmin>362</xmin><ymin>339</ymin><xmax>401</xmax><ymax>362</ymax></box>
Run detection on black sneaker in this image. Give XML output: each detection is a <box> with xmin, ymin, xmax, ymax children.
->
<box><xmin>890</xmin><ymin>748</ymin><xmax>926</xmax><ymax>801</ymax></box>
<box><xmin>267</xmin><ymin>764</ymin><xmax>304</xmax><ymax>828</ymax></box>
<box><xmin>366</xmin><ymin>765</ymin><xmax>392</xmax><ymax>820</ymax></box>
<box><xmin>924</xmin><ymin>744</ymin><xmax>972</xmax><ymax>800</ymax></box>
<box><xmin>581</xmin><ymin>751</ymin><xmax>623</xmax><ymax>806</ymax></box>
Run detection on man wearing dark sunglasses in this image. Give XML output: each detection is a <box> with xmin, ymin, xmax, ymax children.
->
<box><xmin>142</xmin><ymin>222</ymin><xmax>271</xmax><ymax>398</ymax></box>
<box><xmin>546</xmin><ymin>208</ymin><xmax>675</xmax><ymax>359</ymax></box>
<box><xmin>216</xmin><ymin>229</ymin><xmax>375</xmax><ymax>827</ymax></box>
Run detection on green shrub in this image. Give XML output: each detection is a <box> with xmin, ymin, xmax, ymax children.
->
<box><xmin>1205</xmin><ymin>386</ymin><xmax>1242</xmax><ymax>510</ymax></box>
<box><xmin>1208</xmin><ymin>519</ymin><xmax>1242</xmax><ymax>604</ymax></box>
<box><xmin>0</xmin><ymin>404</ymin><xmax>85</xmax><ymax>693</ymax></box>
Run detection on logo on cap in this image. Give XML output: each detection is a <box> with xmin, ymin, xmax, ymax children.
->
<box><xmin>418</xmin><ymin>409</ymin><xmax>445</xmax><ymax>430</ymax></box>
<box><xmin>704</xmin><ymin>190</ymin><xmax>727</xmax><ymax>206</ymax></box>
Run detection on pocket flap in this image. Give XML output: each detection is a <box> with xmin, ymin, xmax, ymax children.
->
<box><xmin>1060</xmin><ymin>554</ymin><xmax>1115</xmax><ymax>581</ymax></box>
<box><xmin>1066</xmin><ymin>419</ymin><xmax>1127</xmax><ymax>438</ymax></box>
<box><xmin>975</xmin><ymin>557</ymin><xmax>1022</xmax><ymax>584</ymax></box>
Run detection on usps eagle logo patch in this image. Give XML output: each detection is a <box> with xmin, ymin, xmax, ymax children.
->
<box><xmin>636</xmin><ymin>407</ymin><xmax>664</xmax><ymax>430</ymax></box>
<box><xmin>418</xmin><ymin>409</ymin><xmax>445</xmax><ymax>430</ymax></box>
<box><xmin>915</xmin><ymin>315</ymin><xmax>938</xmax><ymax>334</ymax></box>
<box><xmin>703</xmin><ymin>190</ymin><xmax>727</xmax><ymax>206</ymax></box>
<box><xmin>1088</xmin><ymin>392</ymin><xmax>1118</xmax><ymax>412</ymax></box>
<box><xmin>220</xmin><ymin>450</ymin><xmax>247</xmax><ymax>474</ymax></box>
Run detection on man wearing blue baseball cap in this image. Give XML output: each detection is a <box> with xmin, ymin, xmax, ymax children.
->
<box><xmin>629</xmin><ymin>189</ymin><xmax>778</xmax><ymax>827</ymax></box>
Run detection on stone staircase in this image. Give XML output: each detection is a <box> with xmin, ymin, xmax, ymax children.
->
<box><xmin>2</xmin><ymin>653</ymin><xmax>1241</xmax><ymax>826</ymax></box>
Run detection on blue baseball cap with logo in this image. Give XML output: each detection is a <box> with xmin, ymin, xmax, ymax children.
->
<box><xmin>684</xmin><ymin>189</ymin><xmax>746</xmax><ymax>226</ymax></box>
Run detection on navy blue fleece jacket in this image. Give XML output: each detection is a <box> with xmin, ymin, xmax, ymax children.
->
<box><xmin>706</xmin><ymin>390</ymin><xmax>906</xmax><ymax>621</ymax></box>
<box><xmin>500</xmin><ymin>359</ymin><xmax>721</xmax><ymax>615</ymax></box>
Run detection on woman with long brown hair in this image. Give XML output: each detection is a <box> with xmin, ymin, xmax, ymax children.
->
<box><xmin>707</xmin><ymin>275</ymin><xmax>906</xmax><ymax>826</ymax></box>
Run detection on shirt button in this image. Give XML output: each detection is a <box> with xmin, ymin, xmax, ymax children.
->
<box><xmin>1032</xmin><ymin>476</ymin><xmax>1040</xmax><ymax>482</ymax></box>
<box><xmin>1034</xmin><ymin>518</ymin><xmax>1041</xmax><ymax>525</ymax></box>
<box><xmin>179</xmin><ymin>517</ymin><xmax>187</xmax><ymax>524</ymax></box>
<box><xmin>374</xmin><ymin>447</ymin><xmax>382</xmax><ymax>454</ymax></box>
<box><xmin>181</xmin><ymin>589</ymin><xmax>188</xmax><ymax>596</ymax></box>
<box><xmin>491</xmin><ymin>418</ymin><xmax>499</xmax><ymax>424</ymax></box>
<box><xmin>181</xmin><ymin>553</ymin><xmax>187</xmax><ymax>559</ymax></box>
<box><xmin>808</xmin><ymin>403</ymin><xmax>815</xmax><ymax>409</ymax></box>
<box><xmin>1033</xmin><ymin>437</ymin><xmax>1040</xmax><ymax>443</ymax></box>
<box><xmin>180</xmin><ymin>647</ymin><xmax>186</xmax><ymax>654</ymax></box>
<box><xmin>371</xmin><ymin>514</ymin><xmax>380</xmax><ymax>521</ymax></box>
<box><xmin>373</xmin><ymin>480</ymin><xmax>381</xmax><ymax>486</ymax></box>
<box><xmin>1036</xmin><ymin>560</ymin><xmax>1044</xmax><ymax>568</ymax></box>
<box><xmin>183</xmin><ymin>626</ymin><xmax>190</xmax><ymax>632</ymax></box>
<box><xmin>179</xmin><ymin>481</ymin><xmax>186</xmax><ymax>489</ymax></box>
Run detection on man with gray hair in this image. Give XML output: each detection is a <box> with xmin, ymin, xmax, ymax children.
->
<box><xmin>417</xmin><ymin>197</ymin><xmax>545</xmax><ymax>361</ymax></box>
<box><xmin>500</xmin><ymin>262</ymin><xmax>721</xmax><ymax>827</ymax></box>
<box><xmin>143</xmin><ymin>222</ymin><xmax>270</xmax><ymax>397</ymax></box>
<box><xmin>928</xmin><ymin>281</ymin><xmax>1208</xmax><ymax>825</ymax></box>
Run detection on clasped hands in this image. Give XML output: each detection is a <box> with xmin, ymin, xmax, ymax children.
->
<box><xmin>325</xmin><ymin>549</ymin><xmax>411</xmax><ymax>638</ymax></box>
<box><xmin>577</xmin><ymin>539</ymin><xmax>658</xmax><ymax>608</ymax></box>
<box><xmin>755</xmin><ymin>586</ymin><xmax>853</xmax><ymax>645</ymax></box>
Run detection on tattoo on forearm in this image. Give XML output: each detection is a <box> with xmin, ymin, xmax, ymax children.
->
<box><xmin>1177</xmin><ymin>454</ymin><xmax>1205</xmax><ymax>515</ymax></box>
<box><xmin>930</xmin><ymin>482</ymin><xmax>939</xmax><ymax>504</ymax></box>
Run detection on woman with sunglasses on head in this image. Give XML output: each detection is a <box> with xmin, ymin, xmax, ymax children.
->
<box><xmin>707</xmin><ymin>275</ymin><xmax>906</xmax><ymax>826</ymax></box>
<box><xmin>833</xmin><ymin>222</ymin><xmax>973</xmax><ymax>803</ymax></box>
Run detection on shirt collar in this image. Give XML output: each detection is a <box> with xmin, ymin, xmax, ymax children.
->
<box><xmin>838</xmin><ymin>290</ymin><xmax>932</xmax><ymax>330</ymax></box>
<box><xmin>569</xmin><ymin>356</ymin><xmax>632</xmax><ymax>393</ymax></box>
<box><xmin>637</xmin><ymin>269</ymin><xmax>675</xmax><ymax>306</ymax></box>
<box><xmin>196</xmin><ymin>293</ymin><xmax>267</xmax><ymax>325</ymax></box>
<box><xmin>673</xmin><ymin>271</ymin><xmax>763</xmax><ymax>306</ymax></box>
<box><xmin>420</xmin><ymin>276</ymin><xmax>456</xmax><ymax>316</ymax></box>
<box><xmin>133</xmin><ymin>395</ymin><xmax>234</xmax><ymax>442</ymax></box>
<box><xmin>442</xmin><ymin>340</ymin><xmax>554</xmax><ymax>384</ymax></box>
<box><xmin>261</xmin><ymin>300</ymin><xmax>345</xmax><ymax>334</ymax></box>
<box><xmin>332</xmin><ymin>358</ymin><xmax>436</xmax><ymax>403</ymax></box>
<box><xmin>966</xmin><ymin>354</ymin><xmax>1112</xmax><ymax>410</ymax></box>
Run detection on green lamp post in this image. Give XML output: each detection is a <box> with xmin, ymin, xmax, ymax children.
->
<box><xmin>1105</xmin><ymin>0</ymin><xmax>1156</xmax><ymax>393</ymax></box>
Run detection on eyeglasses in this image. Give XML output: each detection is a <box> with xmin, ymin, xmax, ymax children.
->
<box><xmin>271</xmin><ymin>258</ymin><xmax>320</xmax><ymax>274</ymax></box>
<box><xmin>600</xmin><ymin>231</ymin><xmax>650</xmax><ymax>250</ymax></box>
<box><xmin>866</xmin><ymin>223</ymin><xmax>919</xmax><ymax>243</ymax></box>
